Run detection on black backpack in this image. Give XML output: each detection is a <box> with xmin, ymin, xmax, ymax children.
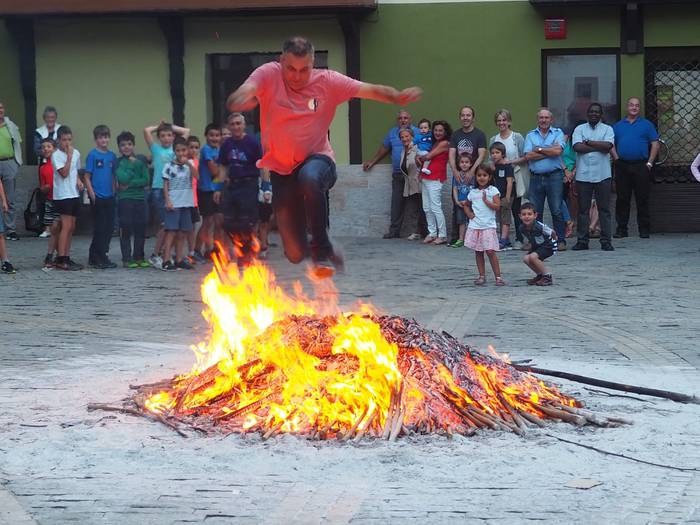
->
<box><xmin>24</xmin><ymin>188</ymin><xmax>44</xmax><ymax>234</ymax></box>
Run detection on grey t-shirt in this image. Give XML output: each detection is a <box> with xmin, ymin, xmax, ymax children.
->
<box><xmin>450</xmin><ymin>127</ymin><xmax>487</xmax><ymax>165</ymax></box>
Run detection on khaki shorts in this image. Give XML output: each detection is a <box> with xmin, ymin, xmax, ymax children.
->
<box><xmin>498</xmin><ymin>197</ymin><xmax>512</xmax><ymax>226</ymax></box>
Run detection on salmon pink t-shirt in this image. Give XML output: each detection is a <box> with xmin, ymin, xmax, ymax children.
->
<box><xmin>248</xmin><ymin>61</ymin><xmax>362</xmax><ymax>175</ymax></box>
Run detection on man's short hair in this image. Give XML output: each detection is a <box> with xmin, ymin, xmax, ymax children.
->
<box><xmin>588</xmin><ymin>102</ymin><xmax>603</xmax><ymax>113</ymax></box>
<box><xmin>157</xmin><ymin>122</ymin><xmax>174</xmax><ymax>136</ymax></box>
<box><xmin>204</xmin><ymin>123</ymin><xmax>220</xmax><ymax>135</ymax></box>
<box><xmin>460</xmin><ymin>105</ymin><xmax>476</xmax><ymax>118</ymax></box>
<box><xmin>520</xmin><ymin>202</ymin><xmax>536</xmax><ymax>213</ymax></box>
<box><xmin>187</xmin><ymin>135</ymin><xmax>200</xmax><ymax>145</ymax></box>
<box><xmin>57</xmin><ymin>126</ymin><xmax>72</xmax><ymax>138</ymax></box>
<box><xmin>42</xmin><ymin>106</ymin><xmax>58</xmax><ymax>118</ymax></box>
<box><xmin>93</xmin><ymin>125</ymin><xmax>110</xmax><ymax>139</ymax></box>
<box><xmin>227</xmin><ymin>112</ymin><xmax>245</xmax><ymax>124</ymax></box>
<box><xmin>282</xmin><ymin>36</ymin><xmax>314</xmax><ymax>57</ymax></box>
<box><xmin>537</xmin><ymin>107</ymin><xmax>553</xmax><ymax>117</ymax></box>
<box><xmin>117</xmin><ymin>131</ymin><xmax>135</xmax><ymax>145</ymax></box>
<box><xmin>490</xmin><ymin>142</ymin><xmax>507</xmax><ymax>156</ymax></box>
<box><xmin>173</xmin><ymin>136</ymin><xmax>187</xmax><ymax>148</ymax></box>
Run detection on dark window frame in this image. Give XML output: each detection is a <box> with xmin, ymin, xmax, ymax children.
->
<box><xmin>542</xmin><ymin>48</ymin><xmax>622</xmax><ymax>132</ymax></box>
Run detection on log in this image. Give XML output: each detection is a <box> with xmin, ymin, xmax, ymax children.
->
<box><xmin>512</xmin><ymin>365</ymin><xmax>699</xmax><ymax>405</ymax></box>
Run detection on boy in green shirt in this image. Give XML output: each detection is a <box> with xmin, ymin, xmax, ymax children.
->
<box><xmin>115</xmin><ymin>131</ymin><xmax>150</xmax><ymax>268</ymax></box>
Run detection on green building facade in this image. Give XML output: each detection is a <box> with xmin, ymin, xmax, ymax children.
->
<box><xmin>2</xmin><ymin>0</ymin><xmax>699</xmax><ymax>230</ymax></box>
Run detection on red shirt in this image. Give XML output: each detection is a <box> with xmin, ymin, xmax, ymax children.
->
<box><xmin>422</xmin><ymin>142</ymin><xmax>449</xmax><ymax>183</ymax></box>
<box><xmin>39</xmin><ymin>160</ymin><xmax>54</xmax><ymax>200</ymax></box>
<box><xmin>248</xmin><ymin>62</ymin><xmax>362</xmax><ymax>175</ymax></box>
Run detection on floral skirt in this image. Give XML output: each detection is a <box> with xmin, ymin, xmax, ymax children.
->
<box><xmin>464</xmin><ymin>227</ymin><xmax>500</xmax><ymax>252</ymax></box>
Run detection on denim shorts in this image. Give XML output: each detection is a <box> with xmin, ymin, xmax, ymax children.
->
<box><xmin>148</xmin><ymin>188</ymin><xmax>166</xmax><ymax>224</ymax></box>
<box><xmin>163</xmin><ymin>207</ymin><xmax>193</xmax><ymax>232</ymax></box>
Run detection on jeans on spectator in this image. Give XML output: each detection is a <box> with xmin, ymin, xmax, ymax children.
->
<box><xmin>576</xmin><ymin>179</ymin><xmax>612</xmax><ymax>244</ymax></box>
<box><xmin>0</xmin><ymin>159</ymin><xmax>18</xmax><ymax>233</ymax></box>
<box><xmin>271</xmin><ymin>154</ymin><xmax>337</xmax><ymax>264</ymax></box>
<box><xmin>389</xmin><ymin>172</ymin><xmax>406</xmax><ymax>236</ymax></box>
<box><xmin>118</xmin><ymin>199</ymin><xmax>147</xmax><ymax>262</ymax></box>
<box><xmin>512</xmin><ymin>196</ymin><xmax>523</xmax><ymax>242</ymax></box>
<box><xmin>614</xmin><ymin>160</ymin><xmax>651</xmax><ymax>234</ymax></box>
<box><xmin>222</xmin><ymin>176</ymin><xmax>259</xmax><ymax>263</ymax></box>
<box><xmin>421</xmin><ymin>179</ymin><xmax>446</xmax><ymax>238</ymax></box>
<box><xmin>561</xmin><ymin>198</ymin><xmax>571</xmax><ymax>222</ymax></box>
<box><xmin>528</xmin><ymin>170</ymin><xmax>566</xmax><ymax>242</ymax></box>
<box><xmin>89</xmin><ymin>197</ymin><xmax>115</xmax><ymax>263</ymax></box>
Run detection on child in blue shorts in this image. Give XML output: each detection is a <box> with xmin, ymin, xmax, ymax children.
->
<box><xmin>162</xmin><ymin>137</ymin><xmax>198</xmax><ymax>271</ymax></box>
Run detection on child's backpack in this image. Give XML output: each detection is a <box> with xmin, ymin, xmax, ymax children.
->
<box><xmin>24</xmin><ymin>188</ymin><xmax>44</xmax><ymax>234</ymax></box>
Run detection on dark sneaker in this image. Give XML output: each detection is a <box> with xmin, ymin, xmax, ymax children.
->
<box><xmin>536</xmin><ymin>274</ymin><xmax>553</xmax><ymax>286</ymax></box>
<box><xmin>613</xmin><ymin>230</ymin><xmax>628</xmax><ymax>238</ymax></box>
<box><xmin>382</xmin><ymin>232</ymin><xmax>400</xmax><ymax>239</ymax></box>
<box><xmin>43</xmin><ymin>254</ymin><xmax>55</xmax><ymax>268</ymax></box>
<box><xmin>1</xmin><ymin>261</ymin><xmax>17</xmax><ymax>273</ymax></box>
<box><xmin>162</xmin><ymin>260</ymin><xmax>178</xmax><ymax>271</ymax></box>
<box><xmin>102</xmin><ymin>259</ymin><xmax>118</xmax><ymax>269</ymax></box>
<box><xmin>88</xmin><ymin>259</ymin><xmax>102</xmax><ymax>268</ymax></box>
<box><xmin>639</xmin><ymin>231</ymin><xmax>650</xmax><ymax>239</ymax></box>
<box><xmin>176</xmin><ymin>259</ymin><xmax>194</xmax><ymax>270</ymax></box>
<box><xmin>601</xmin><ymin>242</ymin><xmax>615</xmax><ymax>251</ymax></box>
<box><xmin>6</xmin><ymin>232</ymin><xmax>19</xmax><ymax>241</ymax></box>
<box><xmin>571</xmin><ymin>242</ymin><xmax>589</xmax><ymax>251</ymax></box>
<box><xmin>65</xmin><ymin>259</ymin><xmax>83</xmax><ymax>271</ymax></box>
<box><xmin>527</xmin><ymin>274</ymin><xmax>543</xmax><ymax>285</ymax></box>
<box><xmin>191</xmin><ymin>251</ymin><xmax>207</xmax><ymax>264</ymax></box>
<box><xmin>312</xmin><ymin>260</ymin><xmax>335</xmax><ymax>279</ymax></box>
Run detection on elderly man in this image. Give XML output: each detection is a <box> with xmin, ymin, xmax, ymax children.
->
<box><xmin>363</xmin><ymin>109</ymin><xmax>419</xmax><ymax>239</ymax></box>
<box><xmin>612</xmin><ymin>97</ymin><xmax>659</xmax><ymax>238</ymax></box>
<box><xmin>227</xmin><ymin>36</ymin><xmax>421</xmax><ymax>277</ymax></box>
<box><xmin>571</xmin><ymin>103</ymin><xmax>615</xmax><ymax>251</ymax></box>
<box><xmin>0</xmin><ymin>101</ymin><xmax>23</xmax><ymax>241</ymax></box>
<box><xmin>523</xmin><ymin>108</ymin><xmax>567</xmax><ymax>248</ymax></box>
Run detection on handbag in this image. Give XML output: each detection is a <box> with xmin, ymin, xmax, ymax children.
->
<box><xmin>24</xmin><ymin>188</ymin><xmax>44</xmax><ymax>234</ymax></box>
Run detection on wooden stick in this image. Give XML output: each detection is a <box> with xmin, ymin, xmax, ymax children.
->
<box><xmin>537</xmin><ymin>404</ymin><xmax>587</xmax><ymax>426</ymax></box>
<box><xmin>512</xmin><ymin>364</ymin><xmax>699</xmax><ymax>405</ymax></box>
<box><xmin>87</xmin><ymin>403</ymin><xmax>187</xmax><ymax>437</ymax></box>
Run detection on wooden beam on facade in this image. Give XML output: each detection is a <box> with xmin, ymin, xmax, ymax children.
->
<box><xmin>339</xmin><ymin>14</ymin><xmax>362</xmax><ymax>165</ymax></box>
<box><xmin>158</xmin><ymin>16</ymin><xmax>186</xmax><ymax>126</ymax></box>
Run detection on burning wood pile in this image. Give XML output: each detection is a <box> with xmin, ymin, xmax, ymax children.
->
<box><xmin>91</xmin><ymin>258</ymin><xmax>627</xmax><ymax>439</ymax></box>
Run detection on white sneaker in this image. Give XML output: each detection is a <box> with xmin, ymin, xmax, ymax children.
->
<box><xmin>148</xmin><ymin>254</ymin><xmax>163</xmax><ymax>270</ymax></box>
<box><xmin>407</xmin><ymin>233</ymin><xmax>421</xmax><ymax>241</ymax></box>
<box><xmin>421</xmin><ymin>167</ymin><xmax>432</xmax><ymax>175</ymax></box>
<box><xmin>39</xmin><ymin>231</ymin><xmax>51</xmax><ymax>238</ymax></box>
<box><xmin>513</xmin><ymin>241</ymin><xmax>523</xmax><ymax>250</ymax></box>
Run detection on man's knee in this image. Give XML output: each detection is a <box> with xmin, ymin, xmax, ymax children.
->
<box><xmin>284</xmin><ymin>247</ymin><xmax>306</xmax><ymax>264</ymax></box>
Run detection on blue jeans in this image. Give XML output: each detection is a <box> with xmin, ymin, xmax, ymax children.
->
<box><xmin>118</xmin><ymin>199</ymin><xmax>147</xmax><ymax>261</ymax></box>
<box><xmin>89</xmin><ymin>197</ymin><xmax>115</xmax><ymax>264</ymax></box>
<box><xmin>271</xmin><ymin>154</ymin><xmax>337</xmax><ymax>263</ymax></box>
<box><xmin>528</xmin><ymin>170</ymin><xmax>566</xmax><ymax>241</ymax></box>
<box><xmin>148</xmin><ymin>188</ymin><xmax>166</xmax><ymax>225</ymax></box>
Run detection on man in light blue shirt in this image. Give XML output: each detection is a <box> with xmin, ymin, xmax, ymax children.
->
<box><xmin>524</xmin><ymin>108</ymin><xmax>567</xmax><ymax>246</ymax></box>
<box><xmin>571</xmin><ymin>103</ymin><xmax>615</xmax><ymax>251</ymax></box>
<box><xmin>363</xmin><ymin>110</ymin><xmax>420</xmax><ymax>238</ymax></box>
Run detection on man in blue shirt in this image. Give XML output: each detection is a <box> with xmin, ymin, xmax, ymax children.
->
<box><xmin>611</xmin><ymin>97</ymin><xmax>659</xmax><ymax>238</ymax></box>
<box><xmin>523</xmin><ymin>108</ymin><xmax>567</xmax><ymax>247</ymax></box>
<box><xmin>362</xmin><ymin>110</ymin><xmax>420</xmax><ymax>238</ymax></box>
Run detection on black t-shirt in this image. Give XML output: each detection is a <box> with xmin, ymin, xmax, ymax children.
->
<box><xmin>493</xmin><ymin>162</ymin><xmax>514</xmax><ymax>197</ymax></box>
<box><xmin>449</xmin><ymin>127</ymin><xmax>487</xmax><ymax>165</ymax></box>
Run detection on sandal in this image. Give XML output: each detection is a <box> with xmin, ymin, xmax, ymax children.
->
<box><xmin>495</xmin><ymin>276</ymin><xmax>506</xmax><ymax>286</ymax></box>
<box><xmin>473</xmin><ymin>275</ymin><xmax>486</xmax><ymax>285</ymax></box>
<box><xmin>422</xmin><ymin>236</ymin><xmax>436</xmax><ymax>244</ymax></box>
<box><xmin>432</xmin><ymin>237</ymin><xmax>447</xmax><ymax>245</ymax></box>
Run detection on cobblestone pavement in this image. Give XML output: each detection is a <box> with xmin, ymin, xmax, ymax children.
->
<box><xmin>1</xmin><ymin>232</ymin><xmax>699</xmax><ymax>525</ymax></box>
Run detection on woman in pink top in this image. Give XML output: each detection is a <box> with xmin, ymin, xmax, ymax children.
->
<box><xmin>227</xmin><ymin>36</ymin><xmax>422</xmax><ymax>278</ymax></box>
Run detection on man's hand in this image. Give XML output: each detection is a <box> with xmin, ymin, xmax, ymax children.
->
<box><xmin>227</xmin><ymin>82</ymin><xmax>258</xmax><ymax>112</ymax></box>
<box><xmin>396</xmin><ymin>87</ymin><xmax>422</xmax><ymax>105</ymax></box>
<box><xmin>362</xmin><ymin>161</ymin><xmax>373</xmax><ymax>172</ymax></box>
<box><xmin>165</xmin><ymin>199</ymin><xmax>174</xmax><ymax>211</ymax></box>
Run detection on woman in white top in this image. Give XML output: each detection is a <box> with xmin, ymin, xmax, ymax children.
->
<box><xmin>488</xmin><ymin>109</ymin><xmax>528</xmax><ymax>249</ymax></box>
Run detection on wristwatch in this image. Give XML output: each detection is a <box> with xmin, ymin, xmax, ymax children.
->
<box><xmin>537</xmin><ymin>147</ymin><xmax>543</xmax><ymax>153</ymax></box>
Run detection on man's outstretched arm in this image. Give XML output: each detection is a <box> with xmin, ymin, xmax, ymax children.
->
<box><xmin>356</xmin><ymin>83</ymin><xmax>422</xmax><ymax>106</ymax></box>
<box><xmin>227</xmin><ymin>81</ymin><xmax>260</xmax><ymax>112</ymax></box>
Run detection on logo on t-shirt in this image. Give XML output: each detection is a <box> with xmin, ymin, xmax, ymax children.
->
<box><xmin>96</xmin><ymin>159</ymin><xmax>104</xmax><ymax>169</ymax></box>
<box><xmin>498</xmin><ymin>169</ymin><xmax>505</xmax><ymax>178</ymax></box>
<box><xmin>308</xmin><ymin>98</ymin><xmax>318</xmax><ymax>112</ymax></box>
<box><xmin>457</xmin><ymin>139</ymin><xmax>474</xmax><ymax>158</ymax></box>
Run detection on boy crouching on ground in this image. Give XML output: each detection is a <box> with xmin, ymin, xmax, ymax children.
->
<box><xmin>519</xmin><ymin>202</ymin><xmax>557</xmax><ymax>286</ymax></box>
<box><xmin>161</xmin><ymin>136</ymin><xmax>198</xmax><ymax>271</ymax></box>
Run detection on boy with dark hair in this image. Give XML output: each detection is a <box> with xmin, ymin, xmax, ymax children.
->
<box><xmin>161</xmin><ymin>136</ymin><xmax>198</xmax><ymax>271</ymax></box>
<box><xmin>115</xmin><ymin>131</ymin><xmax>150</xmax><ymax>268</ymax></box>
<box><xmin>195</xmin><ymin>123</ymin><xmax>223</xmax><ymax>261</ymax></box>
<box><xmin>519</xmin><ymin>202</ymin><xmax>557</xmax><ymax>286</ymax></box>
<box><xmin>84</xmin><ymin>124</ymin><xmax>118</xmax><ymax>268</ymax></box>
<box><xmin>186</xmin><ymin>135</ymin><xmax>202</xmax><ymax>263</ymax></box>
<box><xmin>490</xmin><ymin>141</ymin><xmax>515</xmax><ymax>250</ymax></box>
<box><xmin>144</xmin><ymin>120</ymin><xmax>190</xmax><ymax>269</ymax></box>
<box><xmin>51</xmin><ymin>126</ymin><xmax>84</xmax><ymax>270</ymax></box>
<box><xmin>38</xmin><ymin>138</ymin><xmax>60</xmax><ymax>268</ymax></box>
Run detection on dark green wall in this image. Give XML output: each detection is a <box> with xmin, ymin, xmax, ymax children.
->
<box><xmin>359</xmin><ymin>1</ymin><xmax>622</xmax><ymax>160</ymax></box>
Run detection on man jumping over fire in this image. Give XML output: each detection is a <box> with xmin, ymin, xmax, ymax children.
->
<box><xmin>226</xmin><ymin>36</ymin><xmax>422</xmax><ymax>278</ymax></box>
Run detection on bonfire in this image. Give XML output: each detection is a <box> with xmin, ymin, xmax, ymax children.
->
<box><xmin>91</xmin><ymin>255</ymin><xmax>627</xmax><ymax>439</ymax></box>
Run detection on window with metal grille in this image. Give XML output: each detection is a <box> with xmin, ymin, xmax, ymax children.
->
<box><xmin>645</xmin><ymin>47</ymin><xmax>700</xmax><ymax>183</ymax></box>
